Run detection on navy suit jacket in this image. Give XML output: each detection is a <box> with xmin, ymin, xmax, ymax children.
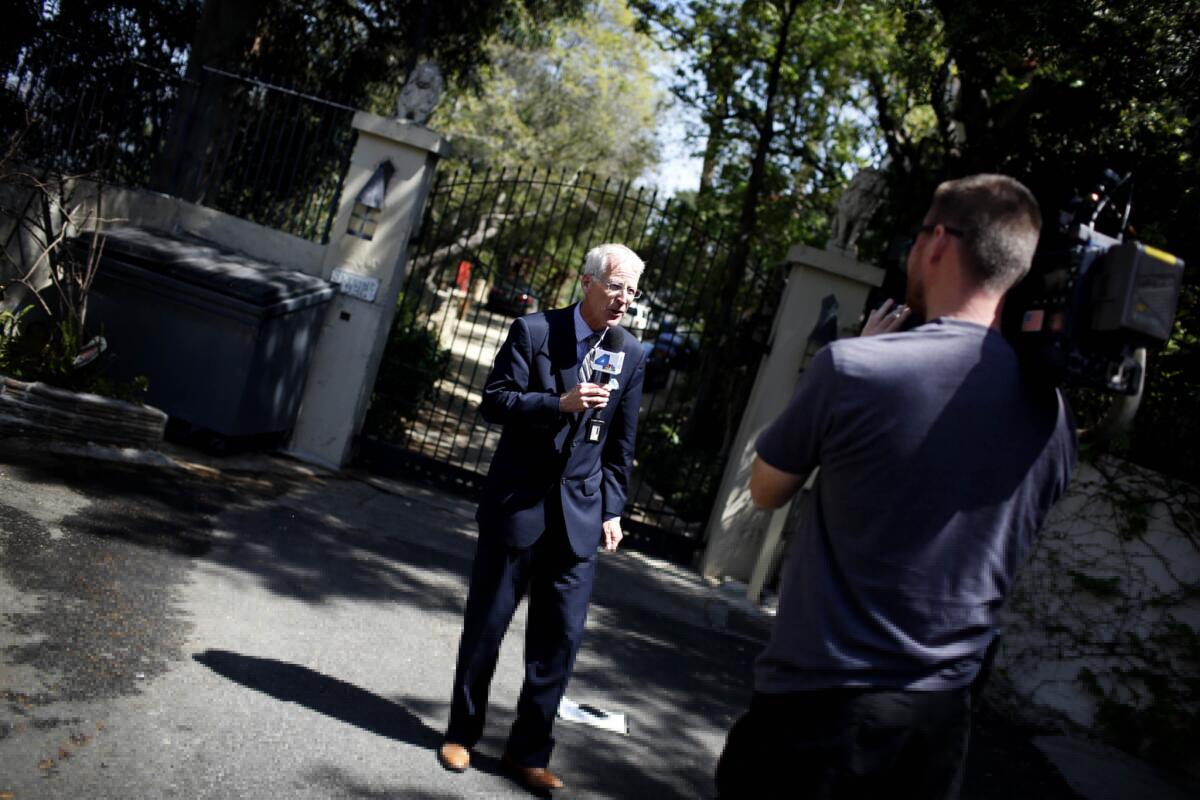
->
<box><xmin>476</xmin><ymin>304</ymin><xmax>645</xmax><ymax>558</ymax></box>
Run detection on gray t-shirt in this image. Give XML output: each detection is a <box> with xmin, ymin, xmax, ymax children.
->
<box><xmin>754</xmin><ymin>318</ymin><xmax>1076</xmax><ymax>693</ymax></box>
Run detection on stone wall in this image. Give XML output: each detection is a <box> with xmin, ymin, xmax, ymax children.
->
<box><xmin>0</xmin><ymin>177</ymin><xmax>58</xmax><ymax>315</ymax></box>
<box><xmin>997</xmin><ymin>455</ymin><xmax>1200</xmax><ymax>769</ymax></box>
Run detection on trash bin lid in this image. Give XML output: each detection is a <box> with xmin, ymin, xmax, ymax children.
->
<box><xmin>94</xmin><ymin>226</ymin><xmax>332</xmax><ymax>307</ymax></box>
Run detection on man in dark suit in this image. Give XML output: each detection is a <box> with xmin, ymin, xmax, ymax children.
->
<box><xmin>439</xmin><ymin>243</ymin><xmax>647</xmax><ymax>793</ymax></box>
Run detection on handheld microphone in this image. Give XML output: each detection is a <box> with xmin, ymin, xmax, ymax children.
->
<box><xmin>587</xmin><ymin>326</ymin><xmax>626</xmax><ymax>389</ymax></box>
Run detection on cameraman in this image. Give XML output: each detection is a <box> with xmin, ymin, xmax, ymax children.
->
<box><xmin>715</xmin><ymin>174</ymin><xmax>1077</xmax><ymax>799</ymax></box>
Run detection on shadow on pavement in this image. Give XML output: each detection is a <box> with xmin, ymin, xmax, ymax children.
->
<box><xmin>194</xmin><ymin>649</ymin><xmax>442</xmax><ymax>748</ymax></box>
<box><xmin>304</xmin><ymin>756</ymin><xmax>533</xmax><ymax>799</ymax></box>
<box><xmin>305</xmin><ymin>764</ymin><xmax>466</xmax><ymax>800</ymax></box>
<box><xmin>207</xmin><ymin>496</ymin><xmax>473</xmax><ymax>613</ymax></box>
<box><xmin>192</xmin><ymin>652</ymin><xmax>535</xmax><ymax>795</ymax></box>
<box><xmin>6</xmin><ymin>453</ymin><xmax>475</xmax><ymax>612</ymax></box>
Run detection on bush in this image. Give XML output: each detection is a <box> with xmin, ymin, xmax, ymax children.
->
<box><xmin>0</xmin><ymin>305</ymin><xmax>149</xmax><ymax>403</ymax></box>
<box><xmin>363</xmin><ymin>307</ymin><xmax>450</xmax><ymax>440</ymax></box>
<box><xmin>636</xmin><ymin>409</ymin><xmax>723</xmax><ymax>523</ymax></box>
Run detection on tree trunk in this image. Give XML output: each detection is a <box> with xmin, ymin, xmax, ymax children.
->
<box><xmin>698</xmin><ymin>92</ymin><xmax>728</xmax><ymax>197</ymax></box>
<box><xmin>724</xmin><ymin>0</ymin><xmax>800</xmax><ymax>301</ymax></box>
<box><xmin>151</xmin><ymin>0</ymin><xmax>269</xmax><ymax>202</ymax></box>
<box><xmin>685</xmin><ymin>0</ymin><xmax>802</xmax><ymax>452</ymax></box>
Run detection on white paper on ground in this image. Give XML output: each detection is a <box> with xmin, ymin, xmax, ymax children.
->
<box><xmin>557</xmin><ymin>697</ymin><xmax>629</xmax><ymax>735</ymax></box>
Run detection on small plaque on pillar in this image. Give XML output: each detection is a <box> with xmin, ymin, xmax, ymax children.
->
<box><xmin>331</xmin><ymin>268</ymin><xmax>380</xmax><ymax>303</ymax></box>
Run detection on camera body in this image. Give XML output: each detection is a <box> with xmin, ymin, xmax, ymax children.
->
<box><xmin>1003</xmin><ymin>173</ymin><xmax>1185</xmax><ymax>395</ymax></box>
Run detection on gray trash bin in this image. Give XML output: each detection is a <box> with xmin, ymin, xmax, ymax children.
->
<box><xmin>82</xmin><ymin>226</ymin><xmax>335</xmax><ymax>438</ymax></box>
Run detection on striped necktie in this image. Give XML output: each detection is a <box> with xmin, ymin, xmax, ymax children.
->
<box><xmin>579</xmin><ymin>331</ymin><xmax>604</xmax><ymax>384</ymax></box>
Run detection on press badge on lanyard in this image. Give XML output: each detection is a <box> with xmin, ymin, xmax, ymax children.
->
<box><xmin>586</xmin><ymin>418</ymin><xmax>605</xmax><ymax>443</ymax></box>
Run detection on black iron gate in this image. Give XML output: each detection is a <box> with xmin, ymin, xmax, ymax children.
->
<box><xmin>361</xmin><ymin>166</ymin><xmax>777</xmax><ymax>563</ymax></box>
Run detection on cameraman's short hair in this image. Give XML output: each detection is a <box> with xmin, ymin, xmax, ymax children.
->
<box><xmin>583</xmin><ymin>243</ymin><xmax>644</xmax><ymax>281</ymax></box>
<box><xmin>929</xmin><ymin>174</ymin><xmax>1041</xmax><ymax>293</ymax></box>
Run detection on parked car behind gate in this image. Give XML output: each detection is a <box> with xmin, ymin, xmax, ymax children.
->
<box><xmin>486</xmin><ymin>278</ymin><xmax>540</xmax><ymax>316</ymax></box>
<box><xmin>642</xmin><ymin>328</ymin><xmax>699</xmax><ymax>392</ymax></box>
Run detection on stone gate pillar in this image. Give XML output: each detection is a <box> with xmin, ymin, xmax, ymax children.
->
<box><xmin>698</xmin><ymin>245</ymin><xmax>885</xmax><ymax>595</ymax></box>
<box><xmin>287</xmin><ymin>112</ymin><xmax>450</xmax><ymax>469</ymax></box>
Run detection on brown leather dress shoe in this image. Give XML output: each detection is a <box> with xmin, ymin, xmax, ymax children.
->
<box><xmin>438</xmin><ymin>742</ymin><xmax>470</xmax><ymax>772</ymax></box>
<box><xmin>502</xmin><ymin>754</ymin><xmax>565</xmax><ymax>792</ymax></box>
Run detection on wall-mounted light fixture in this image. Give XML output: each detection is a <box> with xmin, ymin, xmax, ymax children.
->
<box><xmin>347</xmin><ymin>160</ymin><xmax>396</xmax><ymax>241</ymax></box>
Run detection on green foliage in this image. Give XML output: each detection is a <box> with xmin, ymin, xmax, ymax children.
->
<box><xmin>1006</xmin><ymin>462</ymin><xmax>1200</xmax><ymax>775</ymax></box>
<box><xmin>6</xmin><ymin>1</ymin><xmax>592</xmax><ymax>209</ymax></box>
<box><xmin>7</xmin><ymin>0</ymin><xmax>198</xmax><ymax>77</ymax></box>
<box><xmin>1127</xmin><ymin>292</ymin><xmax>1200</xmax><ymax>487</ymax></box>
<box><xmin>631</xmin><ymin>0</ymin><xmax>909</xmax><ymax>454</ymax></box>
<box><xmin>635</xmin><ymin>0</ymin><xmax>907</xmax><ymax>265</ymax></box>
<box><xmin>873</xmin><ymin>0</ymin><xmax>1200</xmax><ymax>486</ymax></box>
<box><xmin>0</xmin><ymin>307</ymin><xmax>79</xmax><ymax>381</ymax></box>
<box><xmin>0</xmin><ymin>306</ymin><xmax>148</xmax><ymax>403</ymax></box>
<box><xmin>431</xmin><ymin>0</ymin><xmax>665</xmax><ymax>179</ymax></box>
<box><xmin>0</xmin><ymin>156</ymin><xmax>148</xmax><ymax>404</ymax></box>
<box><xmin>0</xmin><ymin>306</ymin><xmax>31</xmax><ymax>345</ymax></box>
<box><xmin>11</xmin><ymin>0</ymin><xmax>588</xmax><ymax>108</ymax></box>
<box><xmin>635</xmin><ymin>409</ymin><xmax>724</xmax><ymax>522</ymax></box>
<box><xmin>2</xmin><ymin>4</ymin><xmax>194</xmax><ymax>188</ymax></box>
<box><xmin>363</xmin><ymin>308</ymin><xmax>451</xmax><ymax>441</ymax></box>
<box><xmin>1077</xmin><ymin>619</ymin><xmax>1200</xmax><ymax>770</ymax></box>
<box><xmin>206</xmin><ymin>0</ymin><xmax>589</xmax><ymax>111</ymax></box>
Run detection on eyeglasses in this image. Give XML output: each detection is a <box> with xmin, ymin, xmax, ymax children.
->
<box><xmin>897</xmin><ymin>223</ymin><xmax>966</xmax><ymax>272</ymax></box>
<box><xmin>914</xmin><ymin>222</ymin><xmax>964</xmax><ymax>239</ymax></box>
<box><xmin>597</xmin><ymin>280</ymin><xmax>642</xmax><ymax>301</ymax></box>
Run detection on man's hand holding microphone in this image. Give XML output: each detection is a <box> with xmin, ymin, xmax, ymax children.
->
<box><xmin>559</xmin><ymin>383</ymin><xmax>610</xmax><ymax>412</ymax></box>
<box><xmin>561</xmin><ymin>326</ymin><xmax>625</xmax><ymax>413</ymax></box>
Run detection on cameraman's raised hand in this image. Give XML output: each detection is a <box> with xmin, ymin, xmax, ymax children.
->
<box><xmin>862</xmin><ymin>299</ymin><xmax>910</xmax><ymax>337</ymax></box>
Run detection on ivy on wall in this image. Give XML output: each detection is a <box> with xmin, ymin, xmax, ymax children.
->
<box><xmin>996</xmin><ymin>455</ymin><xmax>1200</xmax><ymax>773</ymax></box>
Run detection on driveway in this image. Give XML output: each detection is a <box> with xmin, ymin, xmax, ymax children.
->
<box><xmin>0</xmin><ymin>442</ymin><xmax>1082</xmax><ymax>799</ymax></box>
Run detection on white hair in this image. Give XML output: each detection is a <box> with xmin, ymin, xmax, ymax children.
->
<box><xmin>582</xmin><ymin>243</ymin><xmax>645</xmax><ymax>281</ymax></box>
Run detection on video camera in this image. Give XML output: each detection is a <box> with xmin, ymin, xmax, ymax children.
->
<box><xmin>1003</xmin><ymin>170</ymin><xmax>1185</xmax><ymax>398</ymax></box>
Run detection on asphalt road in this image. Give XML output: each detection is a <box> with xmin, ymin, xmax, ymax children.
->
<box><xmin>0</xmin><ymin>443</ymin><xmax>1083</xmax><ymax>799</ymax></box>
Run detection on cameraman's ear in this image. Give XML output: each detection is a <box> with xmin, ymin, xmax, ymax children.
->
<box><xmin>928</xmin><ymin>232</ymin><xmax>953</xmax><ymax>262</ymax></box>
